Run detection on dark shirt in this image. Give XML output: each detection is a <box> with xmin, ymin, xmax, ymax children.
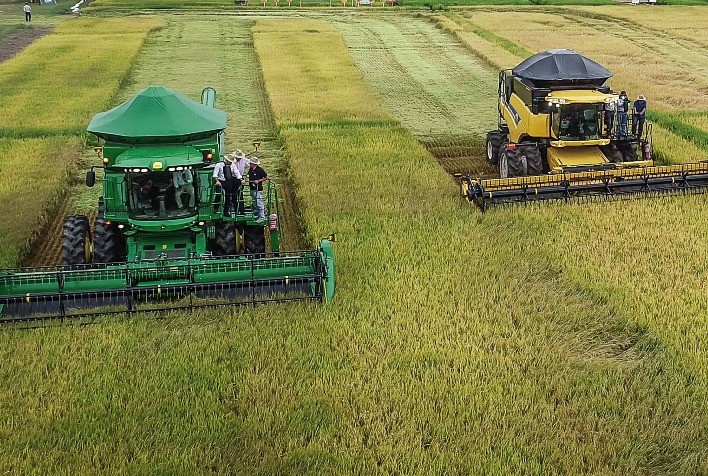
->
<box><xmin>247</xmin><ymin>165</ymin><xmax>267</xmax><ymax>191</ymax></box>
<box><xmin>633</xmin><ymin>100</ymin><xmax>647</xmax><ymax>118</ymax></box>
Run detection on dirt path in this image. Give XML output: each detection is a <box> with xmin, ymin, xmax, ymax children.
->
<box><xmin>334</xmin><ymin>15</ymin><xmax>497</xmax><ymax>176</ymax></box>
<box><xmin>0</xmin><ymin>26</ymin><xmax>52</xmax><ymax>64</ymax></box>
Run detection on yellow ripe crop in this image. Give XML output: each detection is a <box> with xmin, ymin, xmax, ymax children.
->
<box><xmin>0</xmin><ymin>17</ymin><xmax>164</xmax><ymax>135</ymax></box>
<box><xmin>0</xmin><ymin>137</ymin><xmax>82</xmax><ymax>267</ymax></box>
<box><xmin>253</xmin><ymin>20</ymin><xmax>390</xmax><ymax>125</ymax></box>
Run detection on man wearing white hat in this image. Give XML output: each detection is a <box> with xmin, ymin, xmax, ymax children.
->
<box><xmin>247</xmin><ymin>157</ymin><xmax>268</xmax><ymax>222</ymax></box>
<box><xmin>632</xmin><ymin>95</ymin><xmax>647</xmax><ymax>137</ymax></box>
<box><xmin>213</xmin><ymin>154</ymin><xmax>243</xmax><ymax>217</ymax></box>
<box><xmin>231</xmin><ymin>150</ymin><xmax>250</xmax><ymax>215</ymax></box>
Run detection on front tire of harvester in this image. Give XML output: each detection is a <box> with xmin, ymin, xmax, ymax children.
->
<box><xmin>244</xmin><ymin>225</ymin><xmax>266</xmax><ymax>257</ymax></box>
<box><xmin>94</xmin><ymin>217</ymin><xmax>122</xmax><ymax>263</ymax></box>
<box><xmin>486</xmin><ymin>131</ymin><xmax>502</xmax><ymax>165</ymax></box>
<box><xmin>600</xmin><ymin>144</ymin><xmax>622</xmax><ymax>163</ymax></box>
<box><xmin>215</xmin><ymin>221</ymin><xmax>237</xmax><ymax>256</ymax></box>
<box><xmin>62</xmin><ymin>215</ymin><xmax>91</xmax><ymax>265</ymax></box>
<box><xmin>499</xmin><ymin>146</ymin><xmax>526</xmax><ymax>178</ymax></box>
<box><xmin>619</xmin><ymin>143</ymin><xmax>638</xmax><ymax>162</ymax></box>
<box><xmin>523</xmin><ymin>145</ymin><xmax>543</xmax><ymax>176</ymax></box>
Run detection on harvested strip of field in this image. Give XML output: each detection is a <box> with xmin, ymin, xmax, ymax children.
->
<box><xmin>334</xmin><ymin>15</ymin><xmax>497</xmax><ymax>137</ymax></box>
<box><xmin>0</xmin><ymin>25</ymin><xmax>52</xmax><ymax>64</ymax></box>
<box><xmin>0</xmin><ymin>137</ymin><xmax>82</xmax><ymax>267</ymax></box>
<box><xmin>0</xmin><ymin>17</ymin><xmax>164</xmax><ymax>136</ymax></box>
<box><xmin>333</xmin><ymin>14</ymin><xmax>497</xmax><ymax>175</ymax></box>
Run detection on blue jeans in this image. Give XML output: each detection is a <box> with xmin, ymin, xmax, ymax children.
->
<box><xmin>617</xmin><ymin>112</ymin><xmax>628</xmax><ymax>137</ymax></box>
<box><xmin>250</xmin><ymin>190</ymin><xmax>265</xmax><ymax>221</ymax></box>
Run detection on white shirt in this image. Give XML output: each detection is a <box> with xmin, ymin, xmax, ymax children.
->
<box><xmin>23</xmin><ymin>4</ymin><xmax>31</xmax><ymax>12</ymax></box>
<box><xmin>213</xmin><ymin>161</ymin><xmax>242</xmax><ymax>181</ymax></box>
<box><xmin>233</xmin><ymin>158</ymin><xmax>251</xmax><ymax>177</ymax></box>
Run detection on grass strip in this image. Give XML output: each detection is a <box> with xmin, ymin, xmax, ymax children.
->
<box><xmin>648</xmin><ymin>110</ymin><xmax>708</xmax><ymax>152</ymax></box>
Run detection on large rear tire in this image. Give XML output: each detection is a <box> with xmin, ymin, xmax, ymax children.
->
<box><xmin>93</xmin><ymin>217</ymin><xmax>122</xmax><ymax>263</ymax></box>
<box><xmin>486</xmin><ymin>131</ymin><xmax>503</xmax><ymax>165</ymax></box>
<box><xmin>62</xmin><ymin>215</ymin><xmax>91</xmax><ymax>265</ymax></box>
<box><xmin>215</xmin><ymin>221</ymin><xmax>238</xmax><ymax>256</ymax></box>
<box><xmin>523</xmin><ymin>145</ymin><xmax>543</xmax><ymax>176</ymax></box>
<box><xmin>498</xmin><ymin>146</ymin><xmax>526</xmax><ymax>178</ymax></box>
<box><xmin>244</xmin><ymin>225</ymin><xmax>266</xmax><ymax>257</ymax></box>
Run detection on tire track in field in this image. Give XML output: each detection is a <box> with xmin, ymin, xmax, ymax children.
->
<box><xmin>335</xmin><ymin>15</ymin><xmax>497</xmax><ymax>176</ymax></box>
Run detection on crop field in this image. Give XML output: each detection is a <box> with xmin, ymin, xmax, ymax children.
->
<box><xmin>333</xmin><ymin>15</ymin><xmax>497</xmax><ymax>174</ymax></box>
<box><xmin>0</xmin><ymin>6</ymin><xmax>706</xmax><ymax>475</ymax></box>
<box><xmin>0</xmin><ymin>17</ymin><xmax>162</xmax><ymax>266</ymax></box>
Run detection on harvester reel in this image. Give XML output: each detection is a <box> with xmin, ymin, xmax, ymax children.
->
<box><xmin>62</xmin><ymin>215</ymin><xmax>92</xmax><ymax>265</ymax></box>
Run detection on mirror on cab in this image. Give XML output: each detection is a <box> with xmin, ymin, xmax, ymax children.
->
<box><xmin>86</xmin><ymin>169</ymin><xmax>96</xmax><ymax>188</ymax></box>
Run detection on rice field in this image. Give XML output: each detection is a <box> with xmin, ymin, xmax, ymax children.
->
<box><xmin>0</xmin><ymin>7</ymin><xmax>706</xmax><ymax>475</ymax></box>
<box><xmin>0</xmin><ymin>18</ymin><xmax>163</xmax><ymax>136</ymax></box>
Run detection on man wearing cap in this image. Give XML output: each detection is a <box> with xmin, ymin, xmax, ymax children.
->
<box><xmin>633</xmin><ymin>95</ymin><xmax>647</xmax><ymax>137</ymax></box>
<box><xmin>247</xmin><ymin>157</ymin><xmax>268</xmax><ymax>222</ymax></box>
<box><xmin>231</xmin><ymin>150</ymin><xmax>250</xmax><ymax>215</ymax></box>
<box><xmin>213</xmin><ymin>154</ymin><xmax>243</xmax><ymax>217</ymax></box>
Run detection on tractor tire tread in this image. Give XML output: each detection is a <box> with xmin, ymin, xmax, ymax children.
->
<box><xmin>62</xmin><ymin>215</ymin><xmax>91</xmax><ymax>265</ymax></box>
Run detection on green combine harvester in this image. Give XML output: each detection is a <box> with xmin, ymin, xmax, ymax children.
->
<box><xmin>0</xmin><ymin>86</ymin><xmax>335</xmax><ymax>325</ymax></box>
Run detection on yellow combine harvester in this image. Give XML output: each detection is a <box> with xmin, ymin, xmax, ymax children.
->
<box><xmin>461</xmin><ymin>49</ymin><xmax>708</xmax><ymax>209</ymax></box>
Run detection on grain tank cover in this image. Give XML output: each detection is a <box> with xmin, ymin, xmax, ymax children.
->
<box><xmin>512</xmin><ymin>49</ymin><xmax>612</xmax><ymax>87</ymax></box>
<box><xmin>87</xmin><ymin>86</ymin><xmax>227</xmax><ymax>144</ymax></box>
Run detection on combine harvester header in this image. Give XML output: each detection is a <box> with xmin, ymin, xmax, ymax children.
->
<box><xmin>0</xmin><ymin>86</ymin><xmax>336</xmax><ymax>325</ymax></box>
<box><xmin>461</xmin><ymin>50</ymin><xmax>708</xmax><ymax>209</ymax></box>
